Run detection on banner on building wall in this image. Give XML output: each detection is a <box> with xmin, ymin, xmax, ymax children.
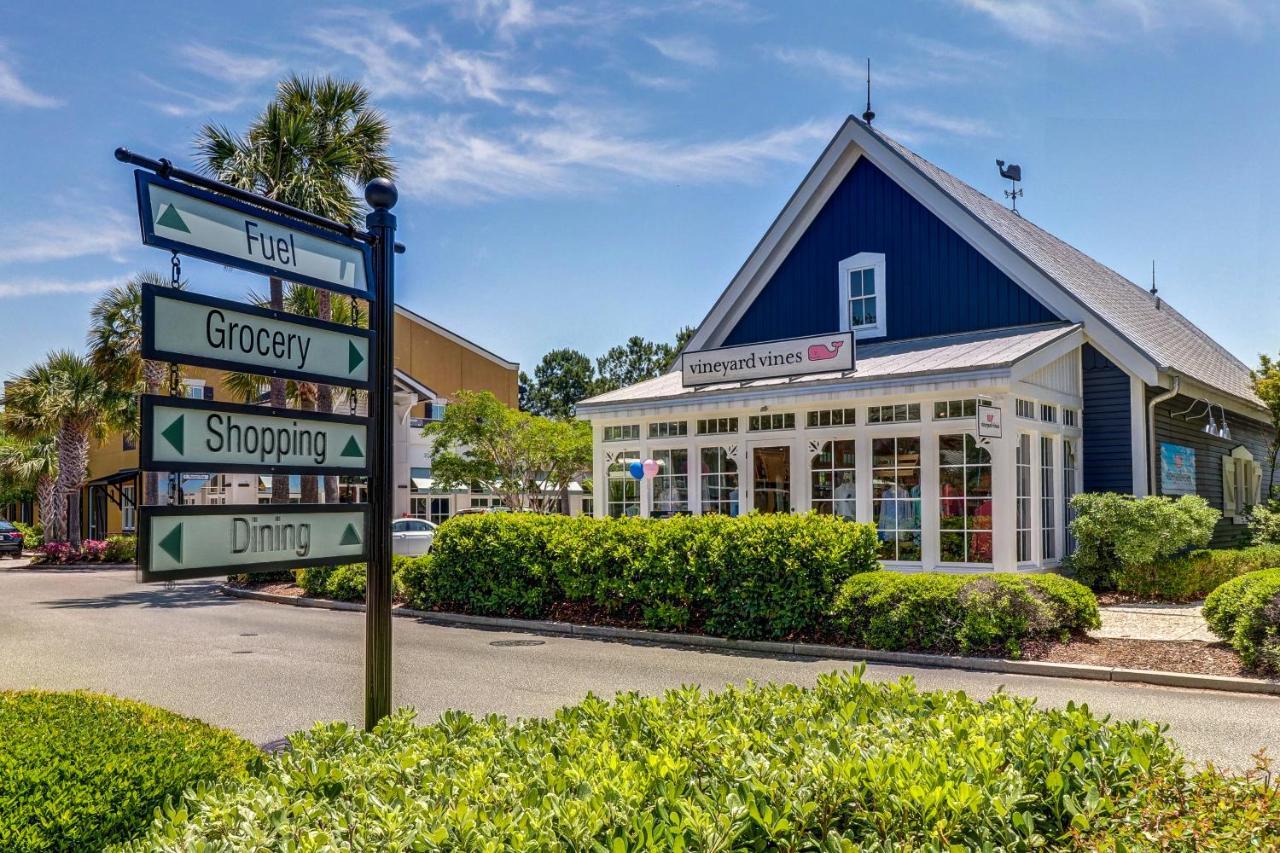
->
<box><xmin>1160</xmin><ymin>442</ymin><xmax>1197</xmax><ymax>495</ymax></box>
<box><xmin>681</xmin><ymin>332</ymin><xmax>855</xmax><ymax>387</ymax></box>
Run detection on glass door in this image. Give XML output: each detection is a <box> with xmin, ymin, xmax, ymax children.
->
<box><xmin>751</xmin><ymin>445</ymin><xmax>792</xmax><ymax>513</ymax></box>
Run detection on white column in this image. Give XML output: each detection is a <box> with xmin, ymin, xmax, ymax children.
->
<box><xmin>794</xmin><ymin>415</ymin><xmax>809</xmax><ymax>514</ymax></box>
<box><xmin>686</xmin><ymin>433</ymin><xmax>701</xmax><ymax>515</ymax></box>
<box><xmin>1130</xmin><ymin>374</ymin><xmax>1149</xmax><ymax>496</ymax></box>
<box><xmin>991</xmin><ymin>395</ymin><xmax>1019</xmax><ymax>571</ymax></box>
<box><xmin>1030</xmin><ymin>429</ymin><xmax>1043</xmax><ymax>566</ymax></box>
<box><xmin>920</xmin><ymin>429</ymin><xmax>939</xmax><ymax>570</ymax></box>
<box><xmin>592</xmin><ymin>423</ymin><xmax>606</xmax><ymax>519</ymax></box>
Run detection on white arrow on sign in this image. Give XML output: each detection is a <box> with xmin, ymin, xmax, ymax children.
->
<box><xmin>135</xmin><ymin>171</ymin><xmax>372</xmax><ymax>298</ymax></box>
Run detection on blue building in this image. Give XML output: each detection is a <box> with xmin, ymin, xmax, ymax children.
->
<box><xmin>577</xmin><ymin>117</ymin><xmax>1274</xmax><ymax>572</ymax></box>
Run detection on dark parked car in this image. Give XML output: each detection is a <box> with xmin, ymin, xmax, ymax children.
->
<box><xmin>0</xmin><ymin>521</ymin><xmax>24</xmax><ymax>557</ymax></box>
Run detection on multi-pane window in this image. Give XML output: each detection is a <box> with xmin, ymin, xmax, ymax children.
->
<box><xmin>867</xmin><ymin>403</ymin><xmax>921</xmax><ymax>424</ymax></box>
<box><xmin>606</xmin><ymin>451</ymin><xmax>641</xmax><ymax>517</ymax></box>
<box><xmin>1041</xmin><ymin>436</ymin><xmax>1057</xmax><ymax>561</ymax></box>
<box><xmin>1040</xmin><ymin>404</ymin><xmax>1058</xmax><ymax>423</ymax></box>
<box><xmin>648</xmin><ymin>421</ymin><xmax>688</xmax><ymax>439</ymax></box>
<box><xmin>1063</xmin><ymin>408</ymin><xmax>1079</xmax><ymax>428</ymax></box>
<box><xmin>650</xmin><ymin>448</ymin><xmax>689</xmax><ymax>518</ymax></box>
<box><xmin>603</xmin><ymin>425</ymin><xmax>639</xmax><ymax>442</ymax></box>
<box><xmin>871</xmin><ymin>437</ymin><xmax>922</xmax><ymax>561</ymax></box>
<box><xmin>932</xmin><ymin>398</ymin><xmax>993</xmax><ymax>420</ymax></box>
<box><xmin>699</xmin><ymin>447</ymin><xmax>739</xmax><ymax>516</ymax></box>
<box><xmin>748</xmin><ymin>413</ymin><xmax>796</xmax><ymax>431</ymax></box>
<box><xmin>938</xmin><ymin>434</ymin><xmax>993</xmax><ymax>564</ymax></box>
<box><xmin>807</xmin><ymin>408</ymin><xmax>856</xmax><ymax>428</ymax></box>
<box><xmin>409</xmin><ymin>496</ymin><xmax>429</xmax><ymax>519</ymax></box>
<box><xmin>811</xmin><ymin>440</ymin><xmax>856</xmax><ymax>520</ymax></box>
<box><xmin>430</xmin><ymin>497</ymin><xmax>451</xmax><ymax>526</ymax></box>
<box><xmin>697</xmin><ymin>417</ymin><xmax>738</xmax><ymax>435</ymax></box>
<box><xmin>847</xmin><ymin>266</ymin><xmax>878</xmax><ymax>329</ymax></box>
<box><xmin>121</xmin><ymin>484</ymin><xmax>136</xmax><ymax>532</ymax></box>
<box><xmin>1016</xmin><ymin>434</ymin><xmax>1032</xmax><ymax>562</ymax></box>
<box><xmin>1063</xmin><ymin>439</ymin><xmax>1078</xmax><ymax>555</ymax></box>
<box><xmin>1016</xmin><ymin>399</ymin><xmax>1035</xmax><ymax>419</ymax></box>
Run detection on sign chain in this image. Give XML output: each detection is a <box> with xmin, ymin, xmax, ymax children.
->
<box><xmin>168</xmin><ymin>252</ymin><xmax>182</xmax><ymax>398</ymax></box>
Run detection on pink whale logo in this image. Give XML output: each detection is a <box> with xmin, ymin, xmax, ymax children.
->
<box><xmin>807</xmin><ymin>340</ymin><xmax>845</xmax><ymax>361</ymax></box>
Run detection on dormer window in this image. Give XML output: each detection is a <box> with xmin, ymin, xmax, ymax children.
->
<box><xmin>838</xmin><ymin>252</ymin><xmax>886</xmax><ymax>339</ymax></box>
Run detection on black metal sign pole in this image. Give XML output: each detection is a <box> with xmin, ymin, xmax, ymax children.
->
<box><xmin>364</xmin><ymin>178</ymin><xmax>398</xmax><ymax>729</ymax></box>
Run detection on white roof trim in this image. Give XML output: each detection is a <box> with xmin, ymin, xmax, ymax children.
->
<box><xmin>395</xmin><ymin>304</ymin><xmax>519</xmax><ymax>371</ymax></box>
<box><xmin>394</xmin><ymin>368</ymin><xmax>437</xmax><ymax>402</ymax></box>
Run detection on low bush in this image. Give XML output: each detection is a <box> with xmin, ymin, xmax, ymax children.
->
<box><xmin>1118</xmin><ymin>544</ymin><xmax>1280</xmax><ymax>602</ymax></box>
<box><xmin>412</xmin><ymin>512</ymin><xmax>880</xmax><ymax>640</ymax></box>
<box><xmin>1204</xmin><ymin>568</ymin><xmax>1280</xmax><ymax>672</ymax></box>
<box><xmin>0</xmin><ymin>691</ymin><xmax>258</xmax><ymax>852</ymax></box>
<box><xmin>119</xmin><ymin>669</ymin><xmax>1277</xmax><ymax>850</ymax></box>
<box><xmin>12</xmin><ymin>521</ymin><xmax>40</xmax><ymax>549</ymax></box>
<box><xmin>295</xmin><ymin>556</ymin><xmax>426</xmax><ymax>602</ymax></box>
<box><xmin>103</xmin><ymin>534</ymin><xmax>136</xmax><ymax>563</ymax></box>
<box><xmin>34</xmin><ymin>536</ymin><xmax>137</xmax><ymax>565</ymax></box>
<box><xmin>832</xmin><ymin>571</ymin><xmax>1099</xmax><ymax>656</ymax></box>
<box><xmin>1248</xmin><ymin>499</ymin><xmax>1280</xmax><ymax>545</ymax></box>
<box><xmin>1065</xmin><ymin>493</ymin><xmax>1219</xmax><ymax>591</ymax></box>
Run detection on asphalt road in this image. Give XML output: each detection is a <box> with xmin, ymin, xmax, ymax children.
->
<box><xmin>2</xmin><ymin>564</ymin><xmax>1277</xmax><ymax>769</ymax></box>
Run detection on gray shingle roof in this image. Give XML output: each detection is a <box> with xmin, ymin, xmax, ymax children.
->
<box><xmin>578</xmin><ymin>323</ymin><xmax>1079</xmax><ymax>410</ymax></box>
<box><xmin>868</xmin><ymin>124</ymin><xmax>1260</xmax><ymax>406</ymax></box>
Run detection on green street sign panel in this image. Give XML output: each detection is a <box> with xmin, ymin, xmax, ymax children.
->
<box><xmin>134</xmin><ymin>171</ymin><xmax>373</xmax><ymax>299</ymax></box>
<box><xmin>140</xmin><ymin>396</ymin><xmax>371</xmax><ymax>476</ymax></box>
<box><xmin>142</xmin><ymin>284</ymin><xmax>370</xmax><ymax>389</ymax></box>
<box><xmin>138</xmin><ymin>504</ymin><xmax>369</xmax><ymax>582</ymax></box>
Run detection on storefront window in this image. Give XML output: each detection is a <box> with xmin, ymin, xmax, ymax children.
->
<box><xmin>871</xmin><ymin>437</ymin><xmax>921</xmax><ymax>561</ymax></box>
<box><xmin>1063</xmin><ymin>439</ymin><xmax>1078</xmax><ymax>555</ymax></box>
<box><xmin>410</xmin><ymin>497</ymin><xmax>429</xmax><ymax>518</ymax></box>
<box><xmin>699</xmin><ymin>447</ymin><xmax>739</xmax><ymax>516</ymax></box>
<box><xmin>1016</xmin><ymin>434</ymin><xmax>1032</xmax><ymax>562</ymax></box>
<box><xmin>1041</xmin><ymin>436</ymin><xmax>1057</xmax><ymax>561</ymax></box>
<box><xmin>651</xmin><ymin>448</ymin><xmax>689</xmax><ymax>517</ymax></box>
<box><xmin>938</xmin><ymin>434</ymin><xmax>993</xmax><ymax>564</ymax></box>
<box><xmin>811</xmin><ymin>440</ymin><xmax>855</xmax><ymax>520</ymax></box>
<box><xmin>607</xmin><ymin>451</ymin><xmax>641</xmax><ymax>517</ymax></box>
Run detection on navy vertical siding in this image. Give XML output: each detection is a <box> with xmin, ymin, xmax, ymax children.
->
<box><xmin>724</xmin><ymin>157</ymin><xmax>1059</xmax><ymax>346</ymax></box>
<box><xmin>1082</xmin><ymin>344</ymin><xmax>1133</xmax><ymax>493</ymax></box>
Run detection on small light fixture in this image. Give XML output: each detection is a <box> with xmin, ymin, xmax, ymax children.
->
<box><xmin>1204</xmin><ymin>411</ymin><xmax>1218</xmax><ymax>435</ymax></box>
<box><xmin>1218</xmin><ymin>406</ymin><xmax>1231</xmax><ymax>440</ymax></box>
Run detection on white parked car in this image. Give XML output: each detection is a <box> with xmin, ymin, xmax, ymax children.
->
<box><xmin>391</xmin><ymin>518</ymin><xmax>437</xmax><ymax>556</ymax></box>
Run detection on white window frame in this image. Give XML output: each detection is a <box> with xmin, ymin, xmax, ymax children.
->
<box><xmin>838</xmin><ymin>252</ymin><xmax>887</xmax><ymax>339</ymax></box>
<box><xmin>121</xmin><ymin>484</ymin><xmax>136</xmax><ymax>533</ymax></box>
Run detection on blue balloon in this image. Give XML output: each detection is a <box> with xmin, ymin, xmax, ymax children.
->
<box><xmin>629</xmin><ymin>461</ymin><xmax>644</xmax><ymax>479</ymax></box>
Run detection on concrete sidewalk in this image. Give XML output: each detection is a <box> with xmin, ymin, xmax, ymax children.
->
<box><xmin>1093</xmin><ymin>602</ymin><xmax>1217</xmax><ymax>642</ymax></box>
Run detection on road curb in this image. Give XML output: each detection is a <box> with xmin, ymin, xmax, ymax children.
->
<box><xmin>219</xmin><ymin>585</ymin><xmax>1280</xmax><ymax>698</ymax></box>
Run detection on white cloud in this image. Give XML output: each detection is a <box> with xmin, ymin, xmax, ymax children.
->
<box><xmin>180</xmin><ymin>44</ymin><xmax>283</xmax><ymax>86</ymax></box>
<box><xmin>0</xmin><ymin>51</ymin><xmax>60</xmax><ymax>109</ymax></box>
<box><xmin>0</xmin><ymin>209</ymin><xmax>133</xmax><ymax>264</ymax></box>
<box><xmin>0</xmin><ymin>277</ymin><xmax>123</xmax><ymax>300</ymax></box>
<box><xmin>644</xmin><ymin>34</ymin><xmax>719</xmax><ymax>67</ymax></box>
<box><xmin>769</xmin><ymin>39</ymin><xmax>1003</xmax><ymax>91</ymax></box>
<box><xmin>879</xmin><ymin>107</ymin><xmax>996</xmax><ymax>145</ymax></box>
<box><xmin>952</xmin><ymin>0</ymin><xmax>1271</xmax><ymax>46</ymax></box>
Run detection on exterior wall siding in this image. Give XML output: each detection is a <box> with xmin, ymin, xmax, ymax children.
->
<box><xmin>1151</xmin><ymin>392</ymin><xmax>1276</xmax><ymax>547</ymax></box>
<box><xmin>1081</xmin><ymin>344</ymin><xmax>1133</xmax><ymax>493</ymax></box>
<box><xmin>724</xmin><ymin>157</ymin><xmax>1059</xmax><ymax>346</ymax></box>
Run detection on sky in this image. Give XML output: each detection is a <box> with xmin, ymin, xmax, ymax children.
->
<box><xmin>1</xmin><ymin>0</ymin><xmax>1279</xmax><ymax>383</ymax></box>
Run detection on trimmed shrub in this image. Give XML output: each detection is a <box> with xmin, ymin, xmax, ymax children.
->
<box><xmin>1120</xmin><ymin>544</ymin><xmax>1280</xmax><ymax>602</ymax></box>
<box><xmin>1204</xmin><ymin>568</ymin><xmax>1280</xmax><ymax>672</ymax></box>
<box><xmin>0</xmin><ymin>691</ymin><xmax>258</xmax><ymax>852</ymax></box>
<box><xmin>1248</xmin><ymin>499</ymin><xmax>1280</xmax><ymax>545</ymax></box>
<box><xmin>120</xmin><ymin>669</ymin><xmax>1232</xmax><ymax>851</ymax></box>
<box><xmin>1065</xmin><ymin>493</ymin><xmax>1220</xmax><ymax>591</ymax></box>
<box><xmin>832</xmin><ymin>571</ymin><xmax>1099</xmax><ymax>656</ymax></box>
<box><xmin>32</xmin><ymin>537</ymin><xmax>137</xmax><ymax>565</ymax></box>
<box><xmin>13</xmin><ymin>521</ymin><xmax>41</xmax><ymax>549</ymax></box>
<box><xmin>295</xmin><ymin>556</ymin><xmax>424</xmax><ymax>602</ymax></box>
<box><xmin>103</xmin><ymin>535</ymin><xmax>136</xmax><ymax>563</ymax></box>
<box><xmin>413</xmin><ymin>512</ymin><xmax>880</xmax><ymax>639</ymax></box>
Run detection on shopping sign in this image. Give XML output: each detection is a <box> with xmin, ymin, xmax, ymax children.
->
<box><xmin>138</xmin><ymin>504</ymin><xmax>368</xmax><ymax>582</ymax></box>
<box><xmin>681</xmin><ymin>332</ymin><xmax>855</xmax><ymax>387</ymax></box>
<box><xmin>141</xmin><ymin>396</ymin><xmax>370</xmax><ymax>477</ymax></box>
<box><xmin>134</xmin><ymin>171</ymin><xmax>373</xmax><ymax>298</ymax></box>
<box><xmin>142</xmin><ymin>285</ymin><xmax>370</xmax><ymax>388</ymax></box>
<box><xmin>977</xmin><ymin>404</ymin><xmax>1003</xmax><ymax>439</ymax></box>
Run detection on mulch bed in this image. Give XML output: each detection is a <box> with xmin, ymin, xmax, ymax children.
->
<box><xmin>1021</xmin><ymin>636</ymin><xmax>1266</xmax><ymax>679</ymax></box>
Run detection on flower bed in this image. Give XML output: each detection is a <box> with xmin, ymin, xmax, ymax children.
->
<box><xmin>35</xmin><ymin>535</ymin><xmax>135</xmax><ymax>565</ymax></box>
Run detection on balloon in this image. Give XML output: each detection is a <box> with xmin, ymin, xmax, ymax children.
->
<box><xmin>642</xmin><ymin>458</ymin><xmax>660</xmax><ymax>478</ymax></box>
<box><xmin>629</xmin><ymin>461</ymin><xmax>644</xmax><ymax>479</ymax></box>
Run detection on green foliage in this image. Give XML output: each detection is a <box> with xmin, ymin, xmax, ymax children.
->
<box><xmin>118</xmin><ymin>669</ymin><xmax>1238</xmax><ymax>851</ymax></box>
<box><xmin>1248</xmin><ymin>499</ymin><xmax>1280</xmax><ymax>545</ymax></box>
<box><xmin>1118</xmin><ymin>544</ymin><xmax>1280</xmax><ymax>602</ymax></box>
<box><xmin>0</xmin><ymin>691</ymin><xmax>257</xmax><ymax>853</ymax></box>
<box><xmin>522</xmin><ymin>347</ymin><xmax>595</xmax><ymax>418</ymax></box>
<box><xmin>12</xmin><ymin>521</ymin><xmax>40</xmax><ymax>549</ymax></box>
<box><xmin>1065</xmin><ymin>492</ymin><xmax>1219</xmax><ymax>591</ymax></box>
<box><xmin>295</xmin><ymin>556</ymin><xmax>425</xmax><ymax>602</ymax></box>
<box><xmin>832</xmin><ymin>572</ymin><xmax>1100</xmax><ymax>657</ymax></box>
<box><xmin>409</xmin><ymin>512</ymin><xmax>880</xmax><ymax>639</ymax></box>
<box><xmin>1251</xmin><ymin>352</ymin><xmax>1280</xmax><ymax>500</ymax></box>
<box><xmin>103</xmin><ymin>535</ymin><xmax>136</xmax><ymax>563</ymax></box>
<box><xmin>1204</xmin><ymin>568</ymin><xmax>1280</xmax><ymax>672</ymax></box>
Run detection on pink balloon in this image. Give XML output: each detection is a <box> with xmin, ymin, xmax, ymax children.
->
<box><xmin>642</xmin><ymin>458</ymin><xmax>660</xmax><ymax>478</ymax></box>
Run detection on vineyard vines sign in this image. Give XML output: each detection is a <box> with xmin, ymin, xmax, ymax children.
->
<box><xmin>681</xmin><ymin>332</ymin><xmax>855</xmax><ymax>387</ymax></box>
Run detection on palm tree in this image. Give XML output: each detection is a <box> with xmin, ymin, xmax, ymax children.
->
<box><xmin>87</xmin><ymin>271</ymin><xmax>185</xmax><ymax>507</ymax></box>
<box><xmin>4</xmin><ymin>352</ymin><xmax>134</xmax><ymax>546</ymax></box>
<box><xmin>0</xmin><ymin>432</ymin><xmax>57</xmax><ymax>533</ymax></box>
<box><xmin>196</xmin><ymin>74</ymin><xmax>393</xmax><ymax>505</ymax></box>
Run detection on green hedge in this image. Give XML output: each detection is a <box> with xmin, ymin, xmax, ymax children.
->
<box><xmin>1116</xmin><ymin>545</ymin><xmax>1280</xmax><ymax>602</ymax></box>
<box><xmin>410</xmin><ymin>513</ymin><xmax>880</xmax><ymax>640</ymax></box>
<box><xmin>295</xmin><ymin>556</ymin><xmax>425</xmax><ymax>602</ymax></box>
<box><xmin>832</xmin><ymin>571</ymin><xmax>1099</xmax><ymax>656</ymax></box>
<box><xmin>0</xmin><ymin>691</ymin><xmax>258</xmax><ymax>852</ymax></box>
<box><xmin>117</xmin><ymin>669</ymin><xmax>1280</xmax><ymax>850</ymax></box>
<box><xmin>1204</xmin><ymin>568</ymin><xmax>1280</xmax><ymax>672</ymax></box>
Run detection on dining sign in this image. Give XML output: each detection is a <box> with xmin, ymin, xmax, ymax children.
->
<box><xmin>681</xmin><ymin>332</ymin><xmax>855</xmax><ymax>387</ymax></box>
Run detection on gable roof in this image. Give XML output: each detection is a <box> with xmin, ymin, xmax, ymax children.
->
<box><xmin>688</xmin><ymin>117</ymin><xmax>1261</xmax><ymax>410</ymax></box>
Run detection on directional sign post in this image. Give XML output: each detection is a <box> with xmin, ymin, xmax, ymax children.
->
<box><xmin>141</xmin><ymin>396</ymin><xmax>371</xmax><ymax>476</ymax></box>
<box><xmin>139</xmin><ymin>504</ymin><xmax>368</xmax><ymax>583</ymax></box>
<box><xmin>143</xmin><ymin>285</ymin><xmax>371</xmax><ymax>388</ymax></box>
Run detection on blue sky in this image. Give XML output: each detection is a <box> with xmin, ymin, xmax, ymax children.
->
<box><xmin>2</xmin><ymin>0</ymin><xmax>1278</xmax><ymax>382</ymax></box>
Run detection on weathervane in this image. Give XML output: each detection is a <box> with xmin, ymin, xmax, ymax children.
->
<box><xmin>996</xmin><ymin>159</ymin><xmax>1023</xmax><ymax>215</ymax></box>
